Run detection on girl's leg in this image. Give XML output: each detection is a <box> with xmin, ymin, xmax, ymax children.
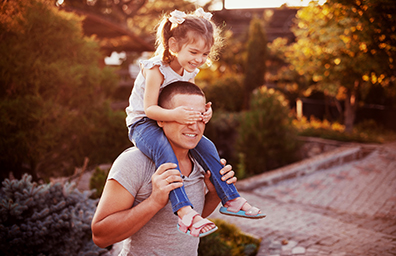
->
<box><xmin>190</xmin><ymin>135</ymin><xmax>240</xmax><ymax>206</ymax></box>
<box><xmin>191</xmin><ymin>136</ymin><xmax>265</xmax><ymax>218</ymax></box>
<box><xmin>130</xmin><ymin>118</ymin><xmax>192</xmax><ymax>213</ymax></box>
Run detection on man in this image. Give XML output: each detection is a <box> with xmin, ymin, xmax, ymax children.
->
<box><xmin>91</xmin><ymin>81</ymin><xmax>236</xmax><ymax>255</ymax></box>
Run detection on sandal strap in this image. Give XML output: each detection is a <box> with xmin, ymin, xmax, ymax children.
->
<box><xmin>226</xmin><ymin>197</ymin><xmax>247</xmax><ymax>213</ymax></box>
<box><xmin>190</xmin><ymin>219</ymin><xmax>215</xmax><ymax>237</ymax></box>
<box><xmin>179</xmin><ymin>209</ymin><xmax>199</xmax><ymax>228</ymax></box>
<box><xmin>245</xmin><ymin>206</ymin><xmax>260</xmax><ymax>216</ymax></box>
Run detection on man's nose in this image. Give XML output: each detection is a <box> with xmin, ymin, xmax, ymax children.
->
<box><xmin>187</xmin><ymin>121</ymin><xmax>198</xmax><ymax>129</ymax></box>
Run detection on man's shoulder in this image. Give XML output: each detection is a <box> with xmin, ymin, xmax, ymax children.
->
<box><xmin>115</xmin><ymin>147</ymin><xmax>152</xmax><ymax>165</ymax></box>
<box><xmin>120</xmin><ymin>147</ymin><xmax>146</xmax><ymax>157</ymax></box>
<box><xmin>120</xmin><ymin>146</ymin><xmax>144</xmax><ymax>156</ymax></box>
<box><xmin>109</xmin><ymin>147</ymin><xmax>154</xmax><ymax>183</ymax></box>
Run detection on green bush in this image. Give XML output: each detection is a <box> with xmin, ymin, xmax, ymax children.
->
<box><xmin>202</xmin><ymin>74</ymin><xmax>244</xmax><ymax>167</ymax></box>
<box><xmin>203</xmin><ymin>74</ymin><xmax>245</xmax><ymax>112</ymax></box>
<box><xmin>204</xmin><ymin>111</ymin><xmax>240</xmax><ymax>165</ymax></box>
<box><xmin>236</xmin><ymin>87</ymin><xmax>300</xmax><ymax>176</ymax></box>
<box><xmin>89</xmin><ymin>166</ymin><xmax>110</xmax><ymax>199</ymax></box>
<box><xmin>243</xmin><ymin>16</ymin><xmax>267</xmax><ymax>109</ymax></box>
<box><xmin>198</xmin><ymin>219</ymin><xmax>261</xmax><ymax>256</ymax></box>
<box><xmin>0</xmin><ymin>174</ymin><xmax>107</xmax><ymax>256</ymax></box>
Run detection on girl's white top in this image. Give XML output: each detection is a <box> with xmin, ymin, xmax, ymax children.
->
<box><xmin>125</xmin><ymin>55</ymin><xmax>199</xmax><ymax>127</ymax></box>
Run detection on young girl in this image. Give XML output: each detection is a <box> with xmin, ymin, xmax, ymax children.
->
<box><xmin>126</xmin><ymin>8</ymin><xmax>265</xmax><ymax>238</ymax></box>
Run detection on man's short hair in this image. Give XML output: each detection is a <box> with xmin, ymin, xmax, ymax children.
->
<box><xmin>158</xmin><ymin>81</ymin><xmax>205</xmax><ymax>109</ymax></box>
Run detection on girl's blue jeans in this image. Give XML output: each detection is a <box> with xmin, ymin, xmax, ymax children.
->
<box><xmin>129</xmin><ymin>117</ymin><xmax>240</xmax><ymax>213</ymax></box>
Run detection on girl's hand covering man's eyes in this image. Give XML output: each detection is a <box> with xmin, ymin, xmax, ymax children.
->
<box><xmin>173</xmin><ymin>106</ymin><xmax>202</xmax><ymax>125</ymax></box>
<box><xmin>202</xmin><ymin>102</ymin><xmax>212</xmax><ymax>124</ymax></box>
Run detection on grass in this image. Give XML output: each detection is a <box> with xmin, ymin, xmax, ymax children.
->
<box><xmin>198</xmin><ymin>219</ymin><xmax>261</xmax><ymax>256</ymax></box>
<box><xmin>293</xmin><ymin>116</ymin><xmax>396</xmax><ymax>143</ymax></box>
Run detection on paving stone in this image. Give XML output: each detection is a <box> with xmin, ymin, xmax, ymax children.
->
<box><xmin>329</xmin><ymin>252</ymin><xmax>346</xmax><ymax>256</ymax></box>
<box><xmin>281</xmin><ymin>240</ymin><xmax>298</xmax><ymax>249</ymax></box>
<box><xmin>280</xmin><ymin>250</ymin><xmax>292</xmax><ymax>256</ymax></box>
<box><xmin>316</xmin><ymin>251</ymin><xmax>331</xmax><ymax>256</ymax></box>
<box><xmin>291</xmin><ymin>246</ymin><xmax>306</xmax><ymax>254</ymax></box>
<box><xmin>318</xmin><ymin>237</ymin><xmax>339</xmax><ymax>246</ymax></box>
<box><xmin>269</xmin><ymin>241</ymin><xmax>282</xmax><ymax>250</ymax></box>
<box><xmin>306</xmin><ymin>246</ymin><xmax>320</xmax><ymax>253</ymax></box>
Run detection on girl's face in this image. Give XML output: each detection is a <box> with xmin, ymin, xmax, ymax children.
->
<box><xmin>171</xmin><ymin>35</ymin><xmax>212</xmax><ymax>73</ymax></box>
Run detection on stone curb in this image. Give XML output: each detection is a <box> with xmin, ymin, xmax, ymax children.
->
<box><xmin>236</xmin><ymin>144</ymin><xmax>374</xmax><ymax>191</ymax></box>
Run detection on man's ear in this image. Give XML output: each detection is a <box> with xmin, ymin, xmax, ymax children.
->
<box><xmin>168</xmin><ymin>37</ymin><xmax>178</xmax><ymax>53</ymax></box>
<box><xmin>157</xmin><ymin>120</ymin><xmax>164</xmax><ymax>128</ymax></box>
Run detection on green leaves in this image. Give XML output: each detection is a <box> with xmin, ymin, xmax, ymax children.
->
<box><xmin>287</xmin><ymin>0</ymin><xmax>396</xmax><ymax>91</ymax></box>
<box><xmin>0</xmin><ymin>0</ymin><xmax>127</xmax><ymax>179</ymax></box>
<box><xmin>270</xmin><ymin>0</ymin><xmax>396</xmax><ymax>132</ymax></box>
<box><xmin>243</xmin><ymin>16</ymin><xmax>267</xmax><ymax>109</ymax></box>
<box><xmin>236</xmin><ymin>87</ymin><xmax>299</xmax><ymax>175</ymax></box>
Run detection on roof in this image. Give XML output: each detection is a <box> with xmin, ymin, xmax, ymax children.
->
<box><xmin>213</xmin><ymin>7</ymin><xmax>299</xmax><ymax>42</ymax></box>
<box><xmin>62</xmin><ymin>7</ymin><xmax>154</xmax><ymax>54</ymax></box>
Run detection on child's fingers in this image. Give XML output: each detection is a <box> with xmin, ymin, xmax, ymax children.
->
<box><xmin>187</xmin><ymin>112</ymin><xmax>203</xmax><ymax>122</ymax></box>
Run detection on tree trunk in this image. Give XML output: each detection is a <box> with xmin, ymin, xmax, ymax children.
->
<box><xmin>243</xmin><ymin>91</ymin><xmax>251</xmax><ymax>110</ymax></box>
<box><xmin>344</xmin><ymin>80</ymin><xmax>359</xmax><ymax>133</ymax></box>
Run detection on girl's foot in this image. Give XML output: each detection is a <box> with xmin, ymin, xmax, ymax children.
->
<box><xmin>177</xmin><ymin>206</ymin><xmax>217</xmax><ymax>237</ymax></box>
<box><xmin>220</xmin><ymin>197</ymin><xmax>266</xmax><ymax>219</ymax></box>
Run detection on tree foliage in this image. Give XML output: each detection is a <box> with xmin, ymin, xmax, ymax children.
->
<box><xmin>0</xmin><ymin>0</ymin><xmax>128</xmax><ymax>180</ymax></box>
<box><xmin>56</xmin><ymin>0</ymin><xmax>147</xmax><ymax>24</ymax></box>
<box><xmin>271</xmin><ymin>0</ymin><xmax>396</xmax><ymax>132</ymax></box>
<box><xmin>243</xmin><ymin>16</ymin><xmax>267</xmax><ymax>109</ymax></box>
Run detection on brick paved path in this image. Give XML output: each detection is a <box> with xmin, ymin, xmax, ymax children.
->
<box><xmin>209</xmin><ymin>142</ymin><xmax>396</xmax><ymax>256</ymax></box>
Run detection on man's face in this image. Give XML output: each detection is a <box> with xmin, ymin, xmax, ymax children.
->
<box><xmin>158</xmin><ymin>93</ymin><xmax>206</xmax><ymax>153</ymax></box>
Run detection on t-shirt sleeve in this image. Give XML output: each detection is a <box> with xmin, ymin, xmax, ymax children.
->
<box><xmin>107</xmin><ymin>147</ymin><xmax>153</xmax><ymax>197</ymax></box>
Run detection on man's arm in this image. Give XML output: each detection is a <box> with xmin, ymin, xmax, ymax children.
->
<box><xmin>91</xmin><ymin>163</ymin><xmax>183</xmax><ymax>248</ymax></box>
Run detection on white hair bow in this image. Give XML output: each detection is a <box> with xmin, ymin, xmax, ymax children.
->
<box><xmin>195</xmin><ymin>8</ymin><xmax>212</xmax><ymax>21</ymax></box>
<box><xmin>169</xmin><ymin>10</ymin><xmax>187</xmax><ymax>25</ymax></box>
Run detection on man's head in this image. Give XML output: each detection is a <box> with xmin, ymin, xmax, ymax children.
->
<box><xmin>158</xmin><ymin>81</ymin><xmax>205</xmax><ymax>109</ymax></box>
<box><xmin>157</xmin><ymin>81</ymin><xmax>206</xmax><ymax>153</ymax></box>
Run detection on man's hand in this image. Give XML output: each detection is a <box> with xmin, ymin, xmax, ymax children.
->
<box><xmin>150</xmin><ymin>163</ymin><xmax>183</xmax><ymax>208</ymax></box>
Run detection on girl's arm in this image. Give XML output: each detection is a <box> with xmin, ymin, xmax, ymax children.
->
<box><xmin>144</xmin><ymin>66</ymin><xmax>202</xmax><ymax>124</ymax></box>
<box><xmin>144</xmin><ymin>66</ymin><xmax>173</xmax><ymax>121</ymax></box>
